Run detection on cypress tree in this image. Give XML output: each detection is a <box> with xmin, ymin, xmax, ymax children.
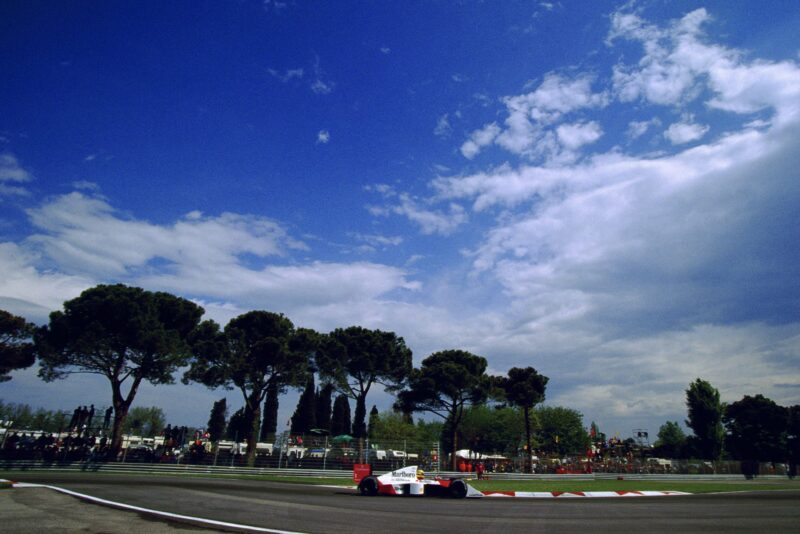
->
<box><xmin>260</xmin><ymin>381</ymin><xmax>280</xmax><ymax>441</ymax></box>
<box><xmin>368</xmin><ymin>405</ymin><xmax>380</xmax><ymax>439</ymax></box>
<box><xmin>207</xmin><ymin>398</ymin><xmax>227</xmax><ymax>443</ymax></box>
<box><xmin>330</xmin><ymin>394</ymin><xmax>352</xmax><ymax>436</ymax></box>
<box><xmin>226</xmin><ymin>407</ymin><xmax>249</xmax><ymax>441</ymax></box>
<box><xmin>685</xmin><ymin>378</ymin><xmax>725</xmax><ymax>460</ymax></box>
<box><xmin>290</xmin><ymin>375</ymin><xmax>316</xmax><ymax>435</ymax></box>
<box><xmin>315</xmin><ymin>383</ymin><xmax>333</xmax><ymax>432</ymax></box>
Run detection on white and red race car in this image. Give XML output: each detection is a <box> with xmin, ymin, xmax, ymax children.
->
<box><xmin>357</xmin><ymin>465</ymin><xmax>483</xmax><ymax>499</ymax></box>
<box><xmin>356</xmin><ymin>465</ymin><xmax>691</xmax><ymax>500</ymax></box>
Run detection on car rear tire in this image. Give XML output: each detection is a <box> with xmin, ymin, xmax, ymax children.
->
<box><xmin>358</xmin><ymin>476</ymin><xmax>379</xmax><ymax>496</ymax></box>
<box><xmin>449</xmin><ymin>478</ymin><xmax>468</xmax><ymax>499</ymax></box>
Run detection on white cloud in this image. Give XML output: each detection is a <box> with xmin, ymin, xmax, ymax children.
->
<box><xmin>24</xmin><ymin>192</ymin><xmax>306</xmax><ymax>278</ymax></box>
<box><xmin>434</xmin><ymin>114</ymin><xmax>452</xmax><ymax>139</ymax></box>
<box><xmin>664</xmin><ymin>120</ymin><xmax>709</xmax><ymax>144</ymax></box>
<box><xmin>385</xmin><ymin>8</ymin><xmax>800</xmax><ymax>431</ymax></box>
<box><xmin>380</xmin><ymin>47</ymin><xmax>391</xmax><ymax>55</ymax></box>
<box><xmin>268</xmin><ymin>67</ymin><xmax>304</xmax><ymax>83</ymax></box>
<box><xmin>0</xmin><ymin>152</ymin><xmax>31</xmax><ymax>195</ymax></box>
<box><xmin>310</xmin><ymin>55</ymin><xmax>335</xmax><ymax>95</ymax></box>
<box><xmin>371</xmin><ymin>191</ymin><xmax>468</xmax><ymax>235</ymax></box>
<box><xmin>627</xmin><ymin>117</ymin><xmax>661</xmax><ymax>139</ymax></box>
<box><xmin>4</xmin><ymin>192</ymin><xmax>427</xmax><ymax>331</ymax></box>
<box><xmin>0</xmin><ymin>242</ymin><xmax>92</xmax><ymax>322</ymax></box>
<box><xmin>556</xmin><ymin>121</ymin><xmax>603</xmax><ymax>150</ymax></box>
<box><xmin>263</xmin><ymin>1</ymin><xmax>288</xmax><ymax>13</ymax></box>
<box><xmin>460</xmin><ymin>74</ymin><xmax>608</xmax><ymax>160</ymax></box>
<box><xmin>311</xmin><ymin>79</ymin><xmax>333</xmax><ymax>94</ymax></box>
<box><xmin>317</xmin><ymin>129</ymin><xmax>330</xmax><ymax>144</ymax></box>
<box><xmin>351</xmin><ymin>233</ymin><xmax>404</xmax><ymax>248</ymax></box>
<box><xmin>460</xmin><ymin>122</ymin><xmax>501</xmax><ymax>159</ymax></box>
<box><xmin>72</xmin><ymin>180</ymin><xmax>100</xmax><ymax>191</ymax></box>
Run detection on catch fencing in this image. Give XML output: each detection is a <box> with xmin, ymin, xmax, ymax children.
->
<box><xmin>0</xmin><ymin>460</ymin><xmax>790</xmax><ymax>481</ymax></box>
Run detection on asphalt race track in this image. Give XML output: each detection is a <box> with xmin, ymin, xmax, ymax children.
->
<box><xmin>3</xmin><ymin>473</ymin><xmax>800</xmax><ymax>533</ymax></box>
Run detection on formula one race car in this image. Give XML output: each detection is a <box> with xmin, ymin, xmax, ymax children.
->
<box><xmin>357</xmin><ymin>465</ymin><xmax>482</xmax><ymax>499</ymax></box>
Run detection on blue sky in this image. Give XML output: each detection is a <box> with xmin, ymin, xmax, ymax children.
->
<box><xmin>1</xmin><ymin>1</ymin><xmax>799</xmax><ymax>439</ymax></box>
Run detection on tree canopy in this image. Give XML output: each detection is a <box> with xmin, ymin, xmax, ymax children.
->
<box><xmin>498</xmin><ymin>366</ymin><xmax>548</xmax><ymax>472</ymax></box>
<box><xmin>207</xmin><ymin>398</ymin><xmax>228</xmax><ymax>443</ymax></box>
<box><xmin>184</xmin><ymin>310</ymin><xmax>316</xmax><ymax>465</ymax></box>
<box><xmin>685</xmin><ymin>378</ymin><xmax>725</xmax><ymax>460</ymax></box>
<box><xmin>724</xmin><ymin>394</ymin><xmax>787</xmax><ymax>463</ymax></box>
<box><xmin>535</xmin><ymin>406</ymin><xmax>590</xmax><ymax>456</ymax></box>
<box><xmin>123</xmin><ymin>406</ymin><xmax>165</xmax><ymax>437</ymax></box>
<box><xmin>35</xmin><ymin>284</ymin><xmax>204</xmax><ymax>455</ymax></box>
<box><xmin>316</xmin><ymin>326</ymin><xmax>412</xmax><ymax>438</ymax></box>
<box><xmin>0</xmin><ymin>309</ymin><xmax>36</xmax><ymax>382</ymax></box>
<box><xmin>330</xmin><ymin>394</ymin><xmax>352</xmax><ymax>436</ymax></box>
<box><xmin>290</xmin><ymin>375</ymin><xmax>317</xmax><ymax>435</ymax></box>
<box><xmin>459</xmin><ymin>405</ymin><xmax>525</xmax><ymax>457</ymax></box>
<box><xmin>395</xmin><ymin>349</ymin><xmax>491</xmax><ymax>469</ymax></box>
<box><xmin>654</xmin><ymin>421</ymin><xmax>687</xmax><ymax>459</ymax></box>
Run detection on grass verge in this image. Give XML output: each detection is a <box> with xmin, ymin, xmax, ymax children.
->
<box><xmin>468</xmin><ymin>478</ymin><xmax>800</xmax><ymax>494</ymax></box>
<box><xmin>1</xmin><ymin>469</ymin><xmax>798</xmax><ymax>494</ymax></box>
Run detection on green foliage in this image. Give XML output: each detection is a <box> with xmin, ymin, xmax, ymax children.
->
<box><xmin>653</xmin><ymin>421</ymin><xmax>687</xmax><ymax>458</ymax></box>
<box><xmin>395</xmin><ymin>349</ymin><xmax>491</xmax><ymax>468</ymax></box>
<box><xmin>207</xmin><ymin>398</ymin><xmax>227</xmax><ymax>443</ymax></box>
<box><xmin>0</xmin><ymin>400</ymin><xmax>66</xmax><ymax>432</ymax></box>
<box><xmin>414</xmin><ymin>419</ymin><xmax>444</xmax><ymax>444</ymax></box>
<box><xmin>724</xmin><ymin>394</ymin><xmax>787</xmax><ymax>463</ymax></box>
<box><xmin>35</xmin><ymin>284</ymin><xmax>204</xmax><ymax>454</ymax></box>
<box><xmin>314</xmin><ymin>383</ymin><xmax>333</xmax><ymax>433</ymax></box>
<box><xmin>535</xmin><ymin>405</ymin><xmax>590</xmax><ymax>456</ymax></box>
<box><xmin>290</xmin><ymin>375</ymin><xmax>317</xmax><ymax>434</ymax></box>
<box><xmin>788</xmin><ymin>405</ymin><xmax>800</xmax><ymax>469</ymax></box>
<box><xmin>498</xmin><ymin>366</ymin><xmax>548</xmax><ymax>472</ymax></box>
<box><xmin>499</xmin><ymin>367</ymin><xmax>548</xmax><ymax>409</ymax></box>
<box><xmin>122</xmin><ymin>406</ymin><xmax>165</xmax><ymax>437</ymax></box>
<box><xmin>0</xmin><ymin>309</ymin><xmax>36</xmax><ymax>382</ymax></box>
<box><xmin>685</xmin><ymin>378</ymin><xmax>725</xmax><ymax>460</ymax></box>
<box><xmin>316</xmin><ymin>327</ymin><xmax>412</xmax><ymax>438</ymax></box>
<box><xmin>226</xmin><ymin>407</ymin><xmax>249</xmax><ymax>441</ymax></box>
<box><xmin>260</xmin><ymin>382</ymin><xmax>279</xmax><ymax>441</ymax></box>
<box><xmin>368</xmin><ymin>405</ymin><xmax>380</xmax><ymax>438</ymax></box>
<box><xmin>460</xmin><ymin>405</ymin><xmax>525</xmax><ymax>456</ymax></box>
<box><xmin>368</xmin><ymin>410</ymin><xmax>418</xmax><ymax>442</ymax></box>
<box><xmin>184</xmin><ymin>310</ymin><xmax>316</xmax><ymax>464</ymax></box>
<box><xmin>367</xmin><ymin>410</ymin><xmax>446</xmax><ymax>449</ymax></box>
<box><xmin>330</xmin><ymin>394</ymin><xmax>351</xmax><ymax>436</ymax></box>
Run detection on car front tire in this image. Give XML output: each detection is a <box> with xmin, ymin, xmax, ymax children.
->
<box><xmin>449</xmin><ymin>479</ymin><xmax>468</xmax><ymax>499</ymax></box>
<box><xmin>358</xmin><ymin>476</ymin><xmax>379</xmax><ymax>496</ymax></box>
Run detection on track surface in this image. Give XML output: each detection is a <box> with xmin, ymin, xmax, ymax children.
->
<box><xmin>5</xmin><ymin>472</ymin><xmax>800</xmax><ymax>533</ymax></box>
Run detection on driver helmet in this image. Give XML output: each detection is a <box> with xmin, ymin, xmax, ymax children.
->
<box><xmin>416</xmin><ymin>469</ymin><xmax>425</xmax><ymax>479</ymax></box>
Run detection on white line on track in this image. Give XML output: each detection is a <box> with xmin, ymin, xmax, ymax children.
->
<box><xmin>11</xmin><ymin>482</ymin><xmax>307</xmax><ymax>534</ymax></box>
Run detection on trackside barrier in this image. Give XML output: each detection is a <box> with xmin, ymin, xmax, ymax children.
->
<box><xmin>0</xmin><ymin>461</ymin><xmax>790</xmax><ymax>481</ymax></box>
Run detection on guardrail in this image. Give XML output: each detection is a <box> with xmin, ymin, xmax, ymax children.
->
<box><xmin>0</xmin><ymin>460</ymin><xmax>791</xmax><ymax>481</ymax></box>
<box><xmin>0</xmin><ymin>461</ymin><xmax>353</xmax><ymax>478</ymax></box>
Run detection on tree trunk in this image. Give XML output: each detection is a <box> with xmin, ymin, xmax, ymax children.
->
<box><xmin>524</xmin><ymin>407</ymin><xmax>532</xmax><ymax>474</ymax></box>
<box><xmin>109</xmin><ymin>405</ymin><xmax>128</xmax><ymax>459</ymax></box>
<box><xmin>352</xmin><ymin>394</ymin><xmax>367</xmax><ymax>438</ymax></box>
<box><xmin>451</xmin><ymin>422</ymin><xmax>459</xmax><ymax>471</ymax></box>
<box><xmin>244</xmin><ymin>392</ymin><xmax>262</xmax><ymax>467</ymax></box>
<box><xmin>108</xmin><ymin>375</ymin><xmax>142</xmax><ymax>459</ymax></box>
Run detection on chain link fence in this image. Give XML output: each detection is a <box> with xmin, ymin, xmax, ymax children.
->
<box><xmin>1</xmin><ymin>427</ymin><xmax>796</xmax><ymax>478</ymax></box>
